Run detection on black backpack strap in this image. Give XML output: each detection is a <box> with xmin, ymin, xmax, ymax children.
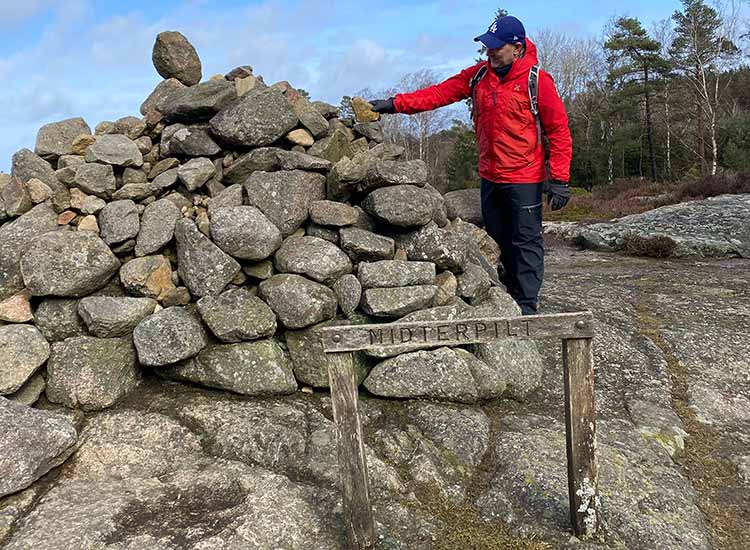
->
<box><xmin>528</xmin><ymin>64</ymin><xmax>542</xmax><ymax>145</ymax></box>
<box><xmin>469</xmin><ymin>65</ymin><xmax>488</xmax><ymax>121</ymax></box>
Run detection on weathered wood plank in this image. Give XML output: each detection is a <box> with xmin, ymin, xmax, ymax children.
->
<box><xmin>563</xmin><ymin>337</ymin><xmax>600</xmax><ymax>537</ymax></box>
<box><xmin>327</xmin><ymin>352</ymin><xmax>375</xmax><ymax>549</ymax></box>
<box><xmin>320</xmin><ymin>311</ymin><xmax>594</xmax><ymax>352</ymax></box>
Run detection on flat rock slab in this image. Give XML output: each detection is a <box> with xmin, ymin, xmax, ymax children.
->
<box><xmin>77</xmin><ymin>296</ymin><xmax>157</xmax><ymax>338</ymax></box>
<box><xmin>197</xmin><ymin>288</ymin><xmax>277</xmax><ymax>342</ymax></box>
<box><xmin>133</xmin><ymin>306</ymin><xmax>208</xmax><ymax>367</ymax></box>
<box><xmin>273</xmin><ymin>236</ymin><xmax>352</xmax><ymax>285</ymax></box>
<box><xmin>135</xmin><ymin>198</ymin><xmax>181</xmax><ymax>257</ymax></box>
<box><xmin>0</xmin><ymin>398</ymin><xmax>77</xmax><ymax>498</ymax></box>
<box><xmin>357</xmin><ymin>260</ymin><xmax>436</xmax><ymax>289</ymax></box>
<box><xmin>339</xmin><ymin>227</ymin><xmax>395</xmax><ymax>262</ymax></box>
<box><xmin>362</xmin><ymin>184</ymin><xmax>434</xmax><ymax>227</ymax></box>
<box><xmin>35</xmin><ymin>117</ymin><xmax>91</xmax><ymax>160</ymax></box>
<box><xmin>545</xmin><ymin>194</ymin><xmax>750</xmax><ymax>258</ymax></box>
<box><xmin>158</xmin><ymin>340</ymin><xmax>297</xmax><ymax>396</ymax></box>
<box><xmin>360</xmin><ymin>285</ymin><xmax>437</xmax><ymax>317</ymax></box>
<box><xmin>209</xmin><ymin>206</ymin><xmax>282</xmax><ymax>261</ymax></box>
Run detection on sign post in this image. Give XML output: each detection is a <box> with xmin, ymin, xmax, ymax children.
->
<box><xmin>320</xmin><ymin>311</ymin><xmax>600</xmax><ymax>548</ymax></box>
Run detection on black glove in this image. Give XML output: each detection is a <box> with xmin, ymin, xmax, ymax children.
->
<box><xmin>546</xmin><ymin>180</ymin><xmax>571</xmax><ymax>211</ymax></box>
<box><xmin>369</xmin><ymin>98</ymin><xmax>396</xmax><ymax>114</ymax></box>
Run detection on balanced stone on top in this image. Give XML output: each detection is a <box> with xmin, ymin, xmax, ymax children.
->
<box><xmin>152</xmin><ymin>31</ymin><xmax>202</xmax><ymax>86</ymax></box>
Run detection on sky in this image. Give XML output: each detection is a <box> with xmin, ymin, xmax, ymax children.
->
<box><xmin>0</xmin><ymin>0</ymin><xmax>688</xmax><ymax>172</ymax></box>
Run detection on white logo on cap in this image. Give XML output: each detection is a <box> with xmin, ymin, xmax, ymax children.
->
<box><xmin>489</xmin><ymin>21</ymin><xmax>498</xmax><ymax>33</ymax></box>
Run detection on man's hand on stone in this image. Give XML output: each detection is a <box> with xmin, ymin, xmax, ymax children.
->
<box><xmin>369</xmin><ymin>98</ymin><xmax>396</xmax><ymax>114</ymax></box>
<box><xmin>547</xmin><ymin>180</ymin><xmax>571</xmax><ymax>211</ymax></box>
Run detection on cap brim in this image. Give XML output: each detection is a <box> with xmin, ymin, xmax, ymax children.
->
<box><xmin>474</xmin><ymin>32</ymin><xmax>507</xmax><ymax>49</ymax></box>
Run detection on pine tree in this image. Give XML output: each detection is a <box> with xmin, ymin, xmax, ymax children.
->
<box><xmin>605</xmin><ymin>17</ymin><xmax>670</xmax><ymax>181</ymax></box>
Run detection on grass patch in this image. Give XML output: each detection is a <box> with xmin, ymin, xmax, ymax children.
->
<box><xmin>619</xmin><ymin>232</ymin><xmax>678</xmax><ymax>258</ymax></box>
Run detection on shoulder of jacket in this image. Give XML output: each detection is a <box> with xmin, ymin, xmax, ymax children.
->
<box><xmin>463</xmin><ymin>61</ymin><xmax>487</xmax><ymax>77</ymax></box>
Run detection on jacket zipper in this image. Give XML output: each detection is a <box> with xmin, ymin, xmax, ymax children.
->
<box><xmin>493</xmin><ymin>91</ymin><xmax>497</xmax><ymax>106</ymax></box>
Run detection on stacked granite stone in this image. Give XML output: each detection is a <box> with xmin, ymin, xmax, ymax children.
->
<box><xmin>0</xmin><ymin>31</ymin><xmax>542</xmax><ymax>422</ymax></box>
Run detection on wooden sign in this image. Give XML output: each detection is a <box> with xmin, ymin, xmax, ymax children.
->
<box><xmin>320</xmin><ymin>311</ymin><xmax>594</xmax><ymax>352</ymax></box>
<box><xmin>321</xmin><ymin>310</ymin><xmax>600</xmax><ymax>548</ymax></box>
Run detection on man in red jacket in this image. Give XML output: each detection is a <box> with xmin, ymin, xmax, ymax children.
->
<box><xmin>370</xmin><ymin>15</ymin><xmax>572</xmax><ymax>315</ymax></box>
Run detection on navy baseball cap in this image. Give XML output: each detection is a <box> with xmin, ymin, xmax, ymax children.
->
<box><xmin>474</xmin><ymin>15</ymin><xmax>526</xmax><ymax>49</ymax></box>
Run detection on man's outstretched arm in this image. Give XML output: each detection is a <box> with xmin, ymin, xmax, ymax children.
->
<box><xmin>371</xmin><ymin>63</ymin><xmax>484</xmax><ymax>115</ymax></box>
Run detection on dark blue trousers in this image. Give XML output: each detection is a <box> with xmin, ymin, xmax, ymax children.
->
<box><xmin>480</xmin><ymin>179</ymin><xmax>544</xmax><ymax>315</ymax></box>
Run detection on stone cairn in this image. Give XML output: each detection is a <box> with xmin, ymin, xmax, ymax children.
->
<box><xmin>0</xmin><ymin>32</ymin><xmax>543</xmax><ymax>462</ymax></box>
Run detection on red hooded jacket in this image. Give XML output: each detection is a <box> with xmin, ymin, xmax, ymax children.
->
<box><xmin>393</xmin><ymin>39</ymin><xmax>572</xmax><ymax>184</ymax></box>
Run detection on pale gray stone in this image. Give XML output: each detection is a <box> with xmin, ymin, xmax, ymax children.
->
<box><xmin>84</xmin><ymin>135</ymin><xmax>143</xmax><ymax>167</ymax></box>
<box><xmin>339</xmin><ymin>226</ymin><xmax>395</xmax><ymax>262</ymax></box>
<box><xmin>0</xmin><ymin>325</ymin><xmax>50</xmax><ymax>395</ymax></box>
<box><xmin>35</xmin><ymin>117</ymin><xmax>91</xmax><ymax>160</ymax></box>
<box><xmin>152</xmin><ymin>31</ymin><xmax>202</xmax><ymax>85</ymax></box>
<box><xmin>360</xmin><ymin>285</ymin><xmax>437</xmax><ymax>318</ymax></box>
<box><xmin>135</xmin><ymin>198</ymin><xmax>181</xmax><ymax>256</ymax></box>
<box><xmin>98</xmin><ymin>200</ymin><xmax>140</xmax><ymax>246</ymax></box>
<box><xmin>358</xmin><ymin>260</ymin><xmax>436</xmax><ymax>289</ymax></box>
<box><xmin>362</xmin><ymin>184</ymin><xmax>434</xmax><ymax>227</ymax></box>
<box><xmin>197</xmin><ymin>288</ymin><xmax>277</xmax><ymax>342</ymax></box>
<box><xmin>209</xmin><ymin>206</ymin><xmax>282</xmax><ymax>261</ymax></box>
<box><xmin>258</xmin><ymin>274</ymin><xmax>337</xmax><ymax>329</ymax></box>
<box><xmin>273</xmin><ymin>236</ymin><xmax>352</xmax><ymax>285</ymax></box>
<box><xmin>77</xmin><ymin>297</ymin><xmax>157</xmax><ymax>337</ymax></box>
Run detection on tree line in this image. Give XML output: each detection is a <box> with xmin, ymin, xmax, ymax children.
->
<box><xmin>343</xmin><ymin>0</ymin><xmax>750</xmax><ymax>192</ymax></box>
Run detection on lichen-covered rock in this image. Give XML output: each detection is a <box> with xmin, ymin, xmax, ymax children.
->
<box><xmin>177</xmin><ymin>157</ymin><xmax>215</xmax><ymax>191</ymax></box>
<box><xmin>209</xmin><ymin>206</ymin><xmax>283</xmax><ymax>261</ymax></box>
<box><xmin>309</xmin><ymin>200</ymin><xmax>358</xmax><ymax>227</ymax></box>
<box><xmin>157</xmin><ymin>80</ymin><xmax>236</xmax><ymax>122</ymax></box>
<box><xmin>33</xmin><ymin>298</ymin><xmax>88</xmax><ymax>342</ymax></box>
<box><xmin>77</xmin><ymin>296</ymin><xmax>157</xmax><ymax>338</ymax></box>
<box><xmin>364</xmin><ymin>347</ymin><xmax>501</xmax><ymax>403</ymax></box>
<box><xmin>0</xmin><ymin>397</ymin><xmax>77</xmax><ymax>498</ymax></box>
<box><xmin>545</xmin><ymin>194</ymin><xmax>750</xmax><ymax>258</ymax></box>
<box><xmin>35</xmin><ymin>117</ymin><xmax>91</xmax><ymax>161</ymax></box>
<box><xmin>0</xmin><ymin>175</ymin><xmax>32</xmax><ymax>217</ymax></box>
<box><xmin>360</xmin><ymin>285</ymin><xmax>437</xmax><ymax>318</ymax></box>
<box><xmin>84</xmin><ymin>134</ymin><xmax>143</xmax><ymax>167</ymax></box>
<box><xmin>358</xmin><ymin>260</ymin><xmax>436</xmax><ymax>289</ymax></box>
<box><xmin>162</xmin><ymin>123</ymin><xmax>221</xmax><ymax>157</ymax></box>
<box><xmin>362</xmin><ymin>184</ymin><xmax>435</xmax><ymax>227</ymax></box>
<box><xmin>273</xmin><ymin>236</ymin><xmax>352</xmax><ymax>285</ymax></box>
<box><xmin>210</xmin><ymin>87</ymin><xmax>299</xmax><ymax>147</ymax></box>
<box><xmin>7</xmin><ymin>372</ymin><xmax>46</xmax><ymax>406</ymax></box>
<box><xmin>11</xmin><ymin>148</ymin><xmax>70</xmax><ymax>212</ymax></box>
<box><xmin>333</xmin><ymin>274</ymin><xmax>362</xmax><ymax>318</ymax></box>
<box><xmin>140</xmin><ymin>77</ymin><xmax>186</xmax><ymax>118</ymax></box>
<box><xmin>135</xmin><ymin>198</ymin><xmax>181</xmax><ymax>257</ymax></box>
<box><xmin>397</xmin><ymin>223</ymin><xmax>472</xmax><ymax>273</ymax></box>
<box><xmin>285</xmin><ymin>89</ymin><xmax>329</xmax><ymax>138</ymax></box>
<box><xmin>72</xmin><ymin>163</ymin><xmax>117</xmax><ymax>200</ymax></box>
<box><xmin>174</xmin><ymin>218</ymin><xmax>241</xmax><ymax>298</ymax></box>
<box><xmin>158</xmin><ymin>340</ymin><xmax>297</xmax><ymax>396</ymax></box>
<box><xmin>0</xmin><ymin>204</ymin><xmax>58</xmax><ymax>300</ymax></box>
<box><xmin>151</xmin><ymin>31</ymin><xmax>202</xmax><ymax>86</ymax></box>
<box><xmin>197</xmin><ymin>288</ymin><xmax>277</xmax><ymax>342</ymax></box>
<box><xmin>133</xmin><ymin>306</ymin><xmax>208</xmax><ymax>366</ymax></box>
<box><xmin>365</xmin><ymin>159</ymin><xmax>428</xmax><ymax>190</ymax></box>
<box><xmin>457</xmin><ymin>263</ymin><xmax>492</xmax><ymax>300</ymax></box>
<box><xmin>21</xmin><ymin>231</ymin><xmax>120</xmax><ymax>297</ymax></box>
<box><xmin>98</xmin><ymin>200</ymin><xmax>140</xmax><ymax>246</ymax></box>
<box><xmin>0</xmin><ymin>325</ymin><xmax>50</xmax><ymax>395</ymax></box>
<box><xmin>243</xmin><ymin>170</ymin><xmax>325</xmax><ymax>237</ymax></box>
<box><xmin>339</xmin><ymin>227</ymin><xmax>394</xmax><ymax>262</ymax></box>
<box><xmin>258</xmin><ymin>274</ymin><xmax>337</xmax><ymax>329</ymax></box>
<box><xmin>46</xmin><ymin>336</ymin><xmax>139</xmax><ymax>410</ymax></box>
<box><xmin>286</xmin><ymin>320</ymin><xmax>370</xmax><ymax>387</ymax></box>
